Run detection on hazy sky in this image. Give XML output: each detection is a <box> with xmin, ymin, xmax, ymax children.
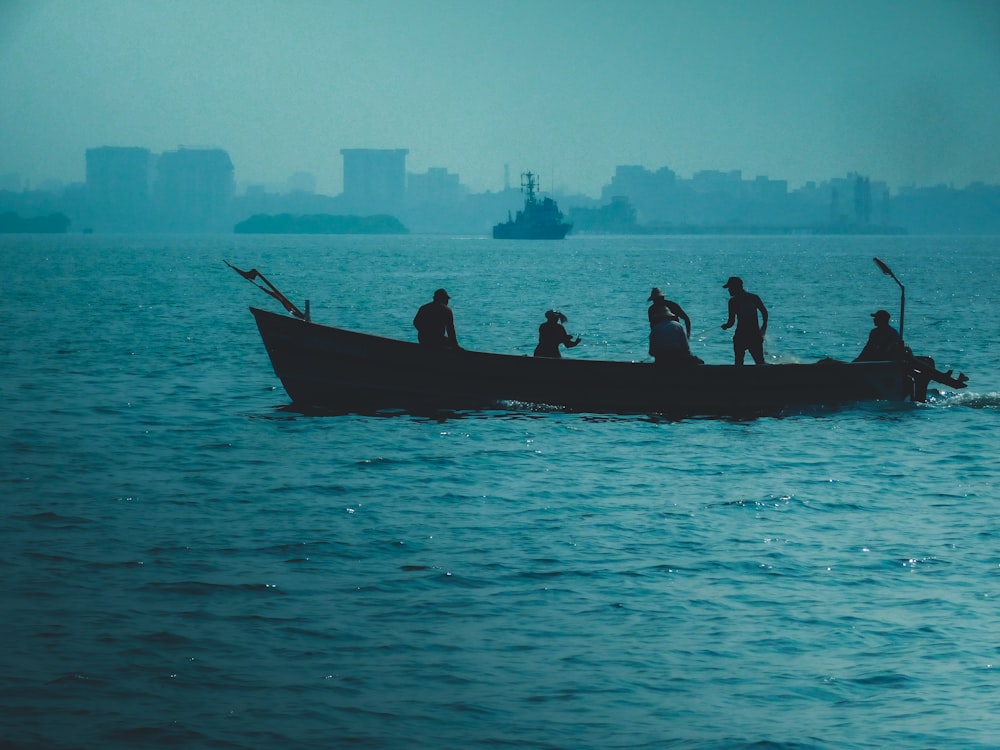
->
<box><xmin>1</xmin><ymin>0</ymin><xmax>998</xmax><ymax>196</ymax></box>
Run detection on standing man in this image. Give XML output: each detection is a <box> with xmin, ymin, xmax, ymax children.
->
<box><xmin>647</xmin><ymin>287</ymin><xmax>692</xmax><ymax>338</ymax></box>
<box><xmin>721</xmin><ymin>276</ymin><xmax>768</xmax><ymax>365</ymax></box>
<box><xmin>413</xmin><ymin>288</ymin><xmax>460</xmax><ymax>349</ymax></box>
<box><xmin>647</xmin><ymin>286</ymin><xmax>691</xmax><ymax>338</ymax></box>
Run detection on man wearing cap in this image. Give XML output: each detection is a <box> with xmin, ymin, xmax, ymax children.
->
<box><xmin>721</xmin><ymin>276</ymin><xmax>768</xmax><ymax>365</ymax></box>
<box><xmin>647</xmin><ymin>287</ymin><xmax>691</xmax><ymax>337</ymax></box>
<box><xmin>413</xmin><ymin>288</ymin><xmax>460</xmax><ymax>350</ymax></box>
<box><xmin>854</xmin><ymin>309</ymin><xmax>904</xmax><ymax>361</ymax></box>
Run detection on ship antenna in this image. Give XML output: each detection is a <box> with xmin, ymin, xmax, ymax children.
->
<box><xmin>521</xmin><ymin>171</ymin><xmax>537</xmax><ymax>202</ymax></box>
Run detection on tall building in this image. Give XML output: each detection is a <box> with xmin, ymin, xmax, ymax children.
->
<box><xmin>405</xmin><ymin>167</ymin><xmax>468</xmax><ymax>233</ymax></box>
<box><xmin>407</xmin><ymin>167</ymin><xmax>464</xmax><ymax>207</ymax></box>
<box><xmin>340</xmin><ymin>148</ymin><xmax>408</xmax><ymax>216</ymax></box>
<box><xmin>154</xmin><ymin>147</ymin><xmax>235</xmax><ymax>231</ymax></box>
<box><xmin>85</xmin><ymin>146</ymin><xmax>153</xmax><ymax>230</ymax></box>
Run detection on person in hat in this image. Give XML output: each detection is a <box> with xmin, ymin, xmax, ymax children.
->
<box><xmin>854</xmin><ymin>309</ymin><xmax>904</xmax><ymax>361</ymax></box>
<box><xmin>413</xmin><ymin>288</ymin><xmax>460</xmax><ymax>349</ymax></box>
<box><xmin>533</xmin><ymin>310</ymin><xmax>581</xmax><ymax>358</ymax></box>
<box><xmin>721</xmin><ymin>276</ymin><xmax>768</xmax><ymax>365</ymax></box>
<box><xmin>647</xmin><ymin>287</ymin><xmax>691</xmax><ymax>337</ymax></box>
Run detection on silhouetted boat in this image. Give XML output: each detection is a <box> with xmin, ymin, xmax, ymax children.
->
<box><xmin>230</xmin><ymin>261</ymin><xmax>968</xmax><ymax>417</ymax></box>
<box><xmin>492</xmin><ymin>171</ymin><xmax>571</xmax><ymax>240</ymax></box>
<box><xmin>246</xmin><ymin>307</ymin><xmax>965</xmax><ymax>417</ymax></box>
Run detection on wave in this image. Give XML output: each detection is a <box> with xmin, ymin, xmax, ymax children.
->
<box><xmin>925</xmin><ymin>389</ymin><xmax>1000</xmax><ymax>409</ymax></box>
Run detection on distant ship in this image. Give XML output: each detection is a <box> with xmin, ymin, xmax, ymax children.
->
<box><xmin>492</xmin><ymin>171</ymin><xmax>572</xmax><ymax>239</ymax></box>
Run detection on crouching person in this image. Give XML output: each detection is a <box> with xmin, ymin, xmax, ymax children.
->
<box><xmin>650</xmin><ymin>313</ymin><xmax>703</xmax><ymax>366</ymax></box>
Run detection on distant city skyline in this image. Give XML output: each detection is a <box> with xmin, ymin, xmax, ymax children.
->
<box><xmin>2</xmin><ymin>140</ymin><xmax>996</xmax><ymax>202</ymax></box>
<box><xmin>5</xmin><ymin>141</ymin><xmax>998</xmax><ymax>236</ymax></box>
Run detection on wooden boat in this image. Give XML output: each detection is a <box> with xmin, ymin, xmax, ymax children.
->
<box><xmin>248</xmin><ymin>307</ymin><xmax>966</xmax><ymax>416</ymax></box>
<box><xmin>231</xmin><ymin>261</ymin><xmax>968</xmax><ymax>417</ymax></box>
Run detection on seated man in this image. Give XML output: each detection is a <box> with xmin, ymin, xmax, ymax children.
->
<box><xmin>649</xmin><ymin>312</ymin><xmax>702</xmax><ymax>365</ymax></box>
<box><xmin>413</xmin><ymin>288</ymin><xmax>460</xmax><ymax>350</ymax></box>
<box><xmin>854</xmin><ymin>309</ymin><xmax>904</xmax><ymax>361</ymax></box>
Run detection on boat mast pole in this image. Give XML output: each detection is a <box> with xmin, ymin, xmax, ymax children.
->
<box><xmin>873</xmin><ymin>257</ymin><xmax>904</xmax><ymax>340</ymax></box>
<box><xmin>521</xmin><ymin>171</ymin><xmax>537</xmax><ymax>204</ymax></box>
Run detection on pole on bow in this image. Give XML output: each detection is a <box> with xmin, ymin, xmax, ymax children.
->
<box><xmin>225</xmin><ymin>260</ymin><xmax>308</xmax><ymax>321</ymax></box>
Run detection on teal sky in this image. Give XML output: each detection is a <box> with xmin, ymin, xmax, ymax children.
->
<box><xmin>1</xmin><ymin>0</ymin><xmax>997</xmax><ymax>196</ymax></box>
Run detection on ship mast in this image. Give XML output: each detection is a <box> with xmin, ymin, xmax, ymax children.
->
<box><xmin>521</xmin><ymin>171</ymin><xmax>538</xmax><ymax>204</ymax></box>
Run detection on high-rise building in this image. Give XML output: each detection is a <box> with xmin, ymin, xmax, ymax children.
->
<box><xmin>407</xmin><ymin>167</ymin><xmax>464</xmax><ymax>207</ymax></box>
<box><xmin>404</xmin><ymin>167</ymin><xmax>469</xmax><ymax>233</ymax></box>
<box><xmin>85</xmin><ymin>146</ymin><xmax>153</xmax><ymax>230</ymax></box>
<box><xmin>154</xmin><ymin>147</ymin><xmax>235</xmax><ymax>231</ymax></box>
<box><xmin>340</xmin><ymin>148</ymin><xmax>408</xmax><ymax>216</ymax></box>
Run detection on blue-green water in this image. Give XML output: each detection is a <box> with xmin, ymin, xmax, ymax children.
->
<box><xmin>1</xmin><ymin>234</ymin><xmax>998</xmax><ymax>749</ymax></box>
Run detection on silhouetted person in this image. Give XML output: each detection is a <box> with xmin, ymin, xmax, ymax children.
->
<box><xmin>413</xmin><ymin>288</ymin><xmax>460</xmax><ymax>350</ymax></box>
<box><xmin>721</xmin><ymin>276</ymin><xmax>768</xmax><ymax>365</ymax></box>
<box><xmin>534</xmin><ymin>310</ymin><xmax>581</xmax><ymax>358</ymax></box>
<box><xmin>649</xmin><ymin>311</ymin><xmax>703</xmax><ymax>366</ymax></box>
<box><xmin>854</xmin><ymin>309</ymin><xmax>904</xmax><ymax>361</ymax></box>
<box><xmin>647</xmin><ymin>287</ymin><xmax>691</xmax><ymax>337</ymax></box>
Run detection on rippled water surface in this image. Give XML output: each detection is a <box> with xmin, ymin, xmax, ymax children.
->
<box><xmin>1</xmin><ymin>234</ymin><xmax>998</xmax><ymax>749</ymax></box>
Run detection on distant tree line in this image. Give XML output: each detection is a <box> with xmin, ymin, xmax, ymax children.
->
<box><xmin>234</xmin><ymin>213</ymin><xmax>408</xmax><ymax>234</ymax></box>
<box><xmin>0</xmin><ymin>211</ymin><xmax>70</xmax><ymax>233</ymax></box>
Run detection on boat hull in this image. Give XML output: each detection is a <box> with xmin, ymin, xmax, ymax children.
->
<box><xmin>250</xmin><ymin>307</ymin><xmax>917</xmax><ymax>416</ymax></box>
<box><xmin>492</xmin><ymin>221</ymin><xmax>571</xmax><ymax>240</ymax></box>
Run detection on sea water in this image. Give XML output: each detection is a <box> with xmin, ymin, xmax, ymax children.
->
<box><xmin>0</xmin><ymin>234</ymin><xmax>998</xmax><ymax>749</ymax></box>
